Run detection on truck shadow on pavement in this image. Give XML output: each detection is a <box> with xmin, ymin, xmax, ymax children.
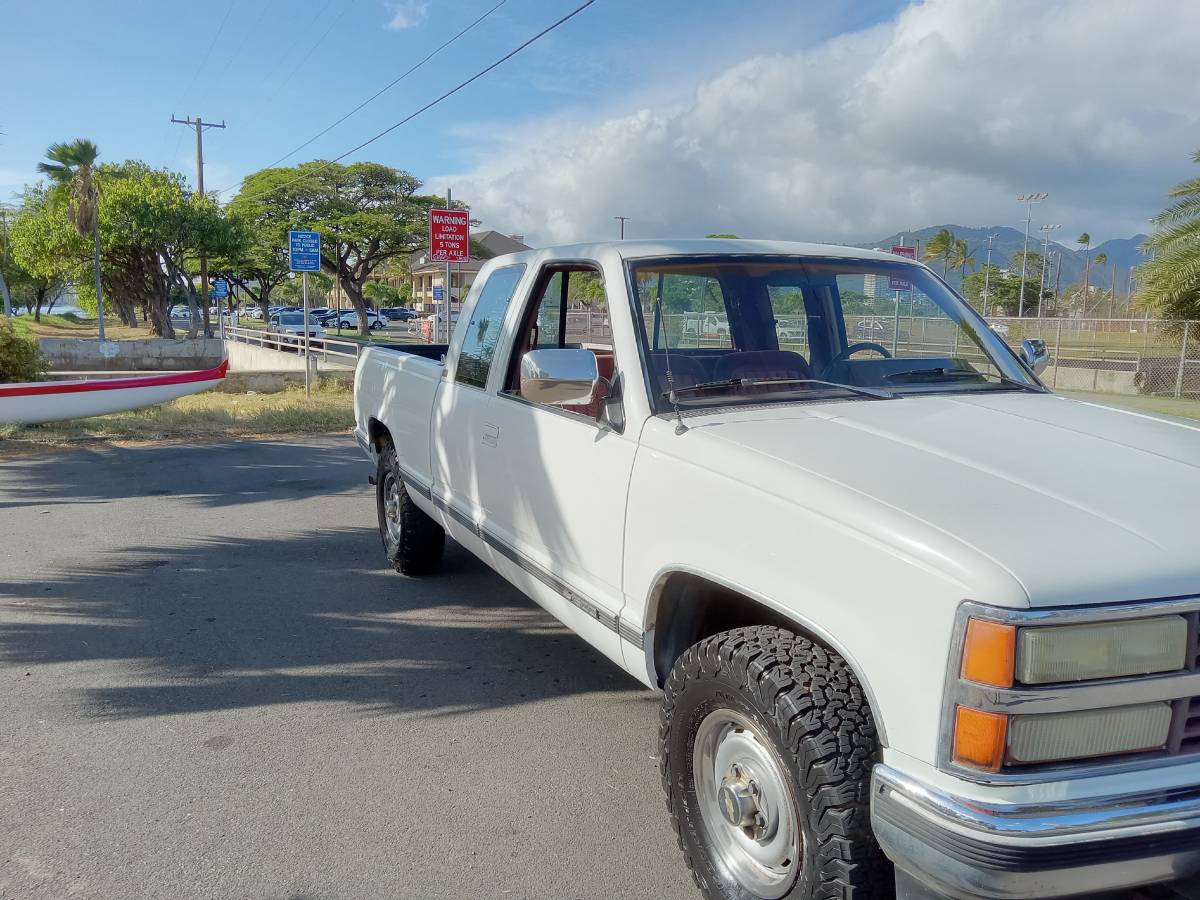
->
<box><xmin>0</xmin><ymin>528</ymin><xmax>646</xmax><ymax>721</ymax></box>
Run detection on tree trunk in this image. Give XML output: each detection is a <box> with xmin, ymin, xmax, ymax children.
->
<box><xmin>340</xmin><ymin>275</ymin><xmax>370</xmax><ymax>336</ymax></box>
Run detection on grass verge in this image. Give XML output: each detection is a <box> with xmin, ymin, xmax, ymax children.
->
<box><xmin>0</xmin><ymin>379</ymin><xmax>354</xmax><ymax>446</ymax></box>
<box><xmin>11</xmin><ymin>313</ymin><xmax>149</xmax><ymax>341</ymax></box>
<box><xmin>1060</xmin><ymin>390</ymin><xmax>1200</xmax><ymax>422</ymax></box>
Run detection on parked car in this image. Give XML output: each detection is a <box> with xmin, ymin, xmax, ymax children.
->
<box><xmin>354</xmin><ymin>239</ymin><xmax>1200</xmax><ymax>900</ymax></box>
<box><xmin>245</xmin><ymin>307</ymin><xmax>264</xmax><ymax>321</ymax></box>
<box><xmin>268</xmin><ymin>311</ymin><xmax>324</xmax><ymax>344</ymax></box>
<box><xmin>332</xmin><ymin>309</ymin><xmax>386</xmax><ymax>330</ymax></box>
<box><xmin>853</xmin><ymin>317</ymin><xmax>891</xmax><ymax>340</ymax></box>
<box><xmin>988</xmin><ymin>320</ymin><xmax>1011</xmax><ymax>339</ymax></box>
<box><xmin>170</xmin><ymin>305</ymin><xmax>192</xmax><ymax>320</ymax></box>
<box><xmin>381</xmin><ymin>306</ymin><xmax>418</xmax><ymax>321</ymax></box>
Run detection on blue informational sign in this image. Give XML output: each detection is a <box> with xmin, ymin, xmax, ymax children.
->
<box><xmin>433</xmin><ymin>286</ymin><xmax>445</xmax><ymax>301</ymax></box>
<box><xmin>288</xmin><ymin>230</ymin><xmax>322</xmax><ymax>272</ymax></box>
<box><xmin>211</xmin><ymin>278</ymin><xmax>229</xmax><ymax>298</ymax></box>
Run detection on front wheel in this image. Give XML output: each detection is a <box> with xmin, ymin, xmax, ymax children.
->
<box><xmin>660</xmin><ymin>626</ymin><xmax>890</xmax><ymax>899</ymax></box>
<box><xmin>376</xmin><ymin>440</ymin><xmax>445</xmax><ymax>576</ymax></box>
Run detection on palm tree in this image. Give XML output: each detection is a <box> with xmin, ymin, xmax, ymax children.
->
<box><xmin>923</xmin><ymin>228</ymin><xmax>956</xmax><ymax>277</ymax></box>
<box><xmin>37</xmin><ymin>139</ymin><xmax>105</xmax><ymax>339</ymax></box>
<box><xmin>954</xmin><ymin>239</ymin><xmax>977</xmax><ymax>283</ymax></box>
<box><xmin>1137</xmin><ymin>149</ymin><xmax>1200</xmax><ymax>320</ymax></box>
<box><xmin>1076</xmin><ymin>232</ymin><xmax>1092</xmax><ymax>311</ymax></box>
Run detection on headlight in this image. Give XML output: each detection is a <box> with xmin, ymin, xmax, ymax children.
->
<box><xmin>1016</xmin><ymin>616</ymin><xmax>1187</xmax><ymax>685</ymax></box>
<box><xmin>1007</xmin><ymin>703</ymin><xmax>1172</xmax><ymax>763</ymax></box>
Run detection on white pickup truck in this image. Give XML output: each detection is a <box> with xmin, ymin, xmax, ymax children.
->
<box><xmin>353</xmin><ymin>239</ymin><xmax>1200</xmax><ymax>900</ymax></box>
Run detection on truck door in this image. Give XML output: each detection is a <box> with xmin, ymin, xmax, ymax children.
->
<box><xmin>471</xmin><ymin>264</ymin><xmax>636</xmax><ymax>667</ymax></box>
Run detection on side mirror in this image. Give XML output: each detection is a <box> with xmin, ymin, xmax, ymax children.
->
<box><xmin>520</xmin><ymin>349</ymin><xmax>599</xmax><ymax>406</ymax></box>
<box><xmin>1019</xmin><ymin>338</ymin><xmax>1050</xmax><ymax>375</ymax></box>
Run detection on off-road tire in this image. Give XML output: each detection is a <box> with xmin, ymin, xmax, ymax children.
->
<box><xmin>376</xmin><ymin>440</ymin><xmax>444</xmax><ymax>576</ymax></box>
<box><xmin>660</xmin><ymin>625</ymin><xmax>890</xmax><ymax>899</ymax></box>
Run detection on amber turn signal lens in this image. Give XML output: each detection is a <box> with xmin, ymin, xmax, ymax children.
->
<box><xmin>953</xmin><ymin>706</ymin><xmax>1008</xmax><ymax>772</ymax></box>
<box><xmin>961</xmin><ymin>618</ymin><xmax>1016</xmax><ymax>688</ymax></box>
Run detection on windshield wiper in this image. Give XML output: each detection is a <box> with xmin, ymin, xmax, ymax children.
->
<box><xmin>663</xmin><ymin>377</ymin><xmax>894</xmax><ymax>402</ymax></box>
<box><xmin>884</xmin><ymin>367</ymin><xmax>1045</xmax><ymax>392</ymax></box>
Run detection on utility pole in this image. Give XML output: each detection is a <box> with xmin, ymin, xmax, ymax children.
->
<box><xmin>981</xmin><ymin>233</ymin><xmax>997</xmax><ymax>316</ymax></box>
<box><xmin>1053</xmin><ymin>251</ymin><xmax>1063</xmax><ymax>308</ymax></box>
<box><xmin>1016</xmin><ymin>192</ymin><xmax>1047</xmax><ymax>317</ymax></box>
<box><xmin>171</xmin><ymin>115</ymin><xmax>226</xmax><ymax>338</ymax></box>
<box><xmin>614</xmin><ymin>216</ymin><xmax>629</xmax><ymax>240</ymax></box>
<box><xmin>1037</xmin><ymin>224</ymin><xmax>1061</xmax><ymax>318</ymax></box>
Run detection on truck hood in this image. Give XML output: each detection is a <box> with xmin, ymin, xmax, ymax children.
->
<box><xmin>691</xmin><ymin>392</ymin><xmax>1200</xmax><ymax>608</ymax></box>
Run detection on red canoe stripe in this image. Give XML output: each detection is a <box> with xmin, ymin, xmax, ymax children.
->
<box><xmin>0</xmin><ymin>359</ymin><xmax>229</xmax><ymax>398</ymax></box>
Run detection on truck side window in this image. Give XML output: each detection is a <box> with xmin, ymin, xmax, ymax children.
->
<box><xmin>455</xmin><ymin>264</ymin><xmax>526</xmax><ymax>388</ymax></box>
<box><xmin>505</xmin><ymin>264</ymin><xmax>615</xmax><ymax>420</ymax></box>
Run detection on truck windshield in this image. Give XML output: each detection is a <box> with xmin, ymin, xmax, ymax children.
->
<box><xmin>628</xmin><ymin>255</ymin><xmax>1041</xmax><ymax>411</ymax></box>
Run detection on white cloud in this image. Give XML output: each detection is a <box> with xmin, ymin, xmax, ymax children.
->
<box><xmin>385</xmin><ymin>0</ymin><xmax>429</xmax><ymax>31</ymax></box>
<box><xmin>434</xmin><ymin>0</ymin><xmax>1200</xmax><ymax>246</ymax></box>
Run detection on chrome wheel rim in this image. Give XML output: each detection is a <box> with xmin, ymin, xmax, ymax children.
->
<box><xmin>382</xmin><ymin>472</ymin><xmax>402</xmax><ymax>545</ymax></box>
<box><xmin>693</xmin><ymin>708</ymin><xmax>801</xmax><ymax>898</ymax></box>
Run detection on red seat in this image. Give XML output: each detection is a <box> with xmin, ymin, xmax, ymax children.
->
<box><xmin>561</xmin><ymin>351</ymin><xmax>613</xmax><ymax>419</ymax></box>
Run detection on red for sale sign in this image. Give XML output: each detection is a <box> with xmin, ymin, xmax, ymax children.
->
<box><xmin>889</xmin><ymin>244</ymin><xmax>916</xmax><ymax>290</ymax></box>
<box><xmin>429</xmin><ymin>208</ymin><xmax>470</xmax><ymax>262</ymax></box>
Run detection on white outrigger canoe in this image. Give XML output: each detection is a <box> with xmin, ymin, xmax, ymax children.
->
<box><xmin>0</xmin><ymin>359</ymin><xmax>229</xmax><ymax>426</ymax></box>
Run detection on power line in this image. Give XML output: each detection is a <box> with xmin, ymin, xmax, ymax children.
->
<box><xmin>263</xmin><ymin>0</ymin><xmax>360</xmax><ymax>105</ymax></box>
<box><xmin>233</xmin><ymin>0</ymin><xmax>599</xmax><ymax>203</ymax></box>
<box><xmin>254</xmin><ymin>0</ymin><xmax>507</xmax><ymax>175</ymax></box>
<box><xmin>174</xmin><ymin>0</ymin><xmax>238</xmax><ymax>112</ymax></box>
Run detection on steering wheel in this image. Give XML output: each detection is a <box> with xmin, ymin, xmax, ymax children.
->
<box><xmin>826</xmin><ymin>341</ymin><xmax>893</xmax><ymax>366</ymax></box>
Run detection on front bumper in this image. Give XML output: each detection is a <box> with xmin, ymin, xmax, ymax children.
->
<box><xmin>872</xmin><ymin>764</ymin><xmax>1200</xmax><ymax>899</ymax></box>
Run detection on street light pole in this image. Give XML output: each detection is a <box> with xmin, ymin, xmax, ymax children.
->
<box><xmin>982</xmin><ymin>233</ymin><xmax>997</xmax><ymax>316</ymax></box>
<box><xmin>1037</xmin><ymin>223</ymin><xmax>1061</xmax><ymax>318</ymax></box>
<box><xmin>1016</xmin><ymin>192</ymin><xmax>1047</xmax><ymax>317</ymax></box>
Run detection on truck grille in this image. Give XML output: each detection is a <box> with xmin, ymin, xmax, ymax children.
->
<box><xmin>1165</xmin><ymin>611</ymin><xmax>1200</xmax><ymax>756</ymax></box>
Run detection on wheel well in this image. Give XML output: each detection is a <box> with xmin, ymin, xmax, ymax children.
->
<box><xmin>647</xmin><ymin>573</ymin><xmax>882</xmax><ymax>734</ymax></box>
<box><xmin>367</xmin><ymin>417</ymin><xmax>391</xmax><ymax>452</ymax></box>
<box><xmin>650</xmin><ymin>573</ymin><xmax>798</xmax><ymax>688</ymax></box>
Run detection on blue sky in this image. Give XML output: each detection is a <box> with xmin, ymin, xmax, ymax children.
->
<box><xmin>3</xmin><ymin>1</ymin><xmax>1199</xmax><ymax>246</ymax></box>
<box><xmin>0</xmin><ymin>0</ymin><xmax>898</xmax><ymax>198</ymax></box>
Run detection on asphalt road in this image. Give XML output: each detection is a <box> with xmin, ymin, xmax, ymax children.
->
<box><xmin>0</xmin><ymin>437</ymin><xmax>694</xmax><ymax>900</ymax></box>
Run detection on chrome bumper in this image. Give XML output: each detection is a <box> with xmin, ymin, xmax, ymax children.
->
<box><xmin>872</xmin><ymin>764</ymin><xmax>1200</xmax><ymax>899</ymax></box>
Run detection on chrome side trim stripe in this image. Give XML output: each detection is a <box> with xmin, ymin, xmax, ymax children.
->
<box><xmin>396</xmin><ymin>465</ymin><xmax>433</xmax><ymax>500</ymax></box>
<box><xmin>416</xmin><ymin>480</ymin><xmax>645</xmax><ymax>648</ymax></box>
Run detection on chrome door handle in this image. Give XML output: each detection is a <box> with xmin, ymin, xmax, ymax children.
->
<box><xmin>482</xmin><ymin>423</ymin><xmax>500</xmax><ymax>447</ymax></box>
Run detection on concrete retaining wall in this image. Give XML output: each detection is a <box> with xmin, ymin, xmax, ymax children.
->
<box><xmin>40</xmin><ymin>338</ymin><xmax>225</xmax><ymax>372</ymax></box>
<box><xmin>1043</xmin><ymin>366</ymin><xmax>1136</xmax><ymax>394</ymax></box>
<box><xmin>223</xmin><ymin>340</ymin><xmax>356</xmax><ymax>373</ymax></box>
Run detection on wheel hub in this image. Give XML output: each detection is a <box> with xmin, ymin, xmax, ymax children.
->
<box><xmin>693</xmin><ymin>709</ymin><xmax>802</xmax><ymax>899</ymax></box>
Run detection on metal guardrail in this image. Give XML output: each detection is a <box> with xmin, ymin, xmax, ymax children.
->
<box><xmin>224</xmin><ymin>324</ymin><xmax>363</xmax><ymax>364</ymax></box>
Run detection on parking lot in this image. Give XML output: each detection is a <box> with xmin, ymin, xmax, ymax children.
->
<box><xmin>0</xmin><ymin>437</ymin><xmax>694</xmax><ymax>900</ymax></box>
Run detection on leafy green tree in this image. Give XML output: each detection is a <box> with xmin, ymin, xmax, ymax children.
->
<box><xmin>364</xmin><ymin>280</ymin><xmax>411</xmax><ymax>308</ymax></box>
<box><xmin>6</xmin><ymin>187</ymin><xmax>73</xmax><ymax>321</ymax></box>
<box><xmin>1138</xmin><ymin>151</ymin><xmax>1200</xmax><ymax>319</ymax></box>
<box><xmin>37</xmin><ymin>139</ymin><xmax>107</xmax><ymax>338</ymax></box>
<box><xmin>962</xmin><ymin>264</ymin><xmax>1043</xmax><ymax>316</ymax></box>
<box><xmin>922</xmin><ymin>228</ymin><xmax>957</xmax><ymax>276</ymax></box>
<box><xmin>235</xmin><ymin>161</ymin><xmax>444</xmax><ymax>335</ymax></box>
<box><xmin>213</xmin><ymin>192</ymin><xmax>292</xmax><ymax>322</ymax></box>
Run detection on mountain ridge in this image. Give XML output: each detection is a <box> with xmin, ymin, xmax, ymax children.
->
<box><xmin>860</xmin><ymin>225</ymin><xmax>1148</xmax><ymax>291</ymax></box>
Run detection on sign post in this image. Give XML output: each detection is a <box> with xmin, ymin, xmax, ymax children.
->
<box><xmin>889</xmin><ymin>244</ymin><xmax>916</xmax><ymax>355</ymax></box>
<box><xmin>288</xmin><ymin>230</ymin><xmax>322</xmax><ymax>397</ymax></box>
<box><xmin>211</xmin><ymin>278</ymin><xmax>229</xmax><ymax>339</ymax></box>
<box><xmin>428</xmin><ymin>195</ymin><xmax>469</xmax><ymax>343</ymax></box>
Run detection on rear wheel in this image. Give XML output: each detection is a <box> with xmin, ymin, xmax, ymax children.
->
<box><xmin>376</xmin><ymin>440</ymin><xmax>444</xmax><ymax>576</ymax></box>
<box><xmin>660</xmin><ymin>626</ymin><xmax>890</xmax><ymax>899</ymax></box>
